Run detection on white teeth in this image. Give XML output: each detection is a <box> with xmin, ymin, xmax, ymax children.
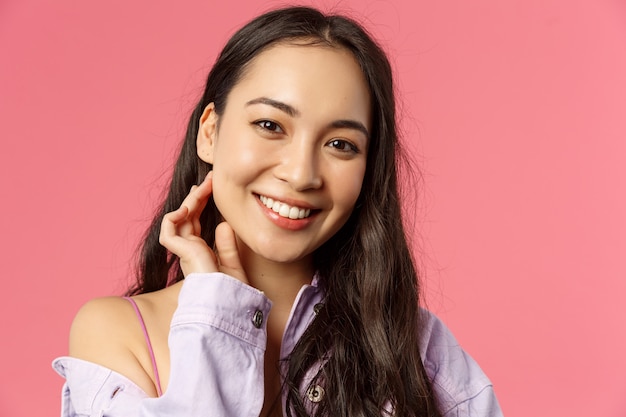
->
<box><xmin>279</xmin><ymin>204</ymin><xmax>290</xmax><ymax>217</ymax></box>
<box><xmin>259</xmin><ymin>195</ymin><xmax>312</xmax><ymax>219</ymax></box>
<box><xmin>289</xmin><ymin>206</ymin><xmax>299</xmax><ymax>219</ymax></box>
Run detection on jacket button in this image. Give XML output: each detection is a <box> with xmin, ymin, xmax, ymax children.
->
<box><xmin>306</xmin><ymin>384</ymin><xmax>325</xmax><ymax>403</ymax></box>
<box><xmin>252</xmin><ymin>310</ymin><xmax>264</xmax><ymax>328</ymax></box>
<box><xmin>313</xmin><ymin>303</ymin><xmax>323</xmax><ymax>314</ymax></box>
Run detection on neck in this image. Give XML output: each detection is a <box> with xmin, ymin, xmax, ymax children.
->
<box><xmin>235</xmin><ymin>244</ymin><xmax>313</xmax><ymax>417</ymax></box>
<box><xmin>237</xmin><ymin>242</ymin><xmax>314</xmax><ymax>359</ymax></box>
<box><xmin>238</xmin><ymin>244</ymin><xmax>314</xmax><ymax>309</ymax></box>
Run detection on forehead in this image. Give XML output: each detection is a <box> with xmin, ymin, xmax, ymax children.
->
<box><xmin>226</xmin><ymin>43</ymin><xmax>371</xmax><ymax>125</ymax></box>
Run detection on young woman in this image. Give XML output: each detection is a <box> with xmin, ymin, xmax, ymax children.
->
<box><xmin>53</xmin><ymin>6</ymin><xmax>502</xmax><ymax>417</ymax></box>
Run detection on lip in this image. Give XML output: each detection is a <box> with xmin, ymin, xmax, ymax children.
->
<box><xmin>254</xmin><ymin>193</ymin><xmax>320</xmax><ymax>231</ymax></box>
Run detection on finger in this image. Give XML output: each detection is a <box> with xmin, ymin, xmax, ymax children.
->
<box><xmin>192</xmin><ymin>217</ymin><xmax>202</xmax><ymax>236</ymax></box>
<box><xmin>215</xmin><ymin>222</ymin><xmax>248</xmax><ymax>284</ymax></box>
<box><xmin>161</xmin><ymin>205</ymin><xmax>189</xmax><ymax>231</ymax></box>
<box><xmin>189</xmin><ymin>173</ymin><xmax>213</xmax><ymax>235</ymax></box>
<box><xmin>159</xmin><ymin>206</ymin><xmax>189</xmax><ymax>252</ymax></box>
<box><xmin>180</xmin><ymin>172</ymin><xmax>213</xmax><ymax>218</ymax></box>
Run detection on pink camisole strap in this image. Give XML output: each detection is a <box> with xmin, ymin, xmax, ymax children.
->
<box><xmin>123</xmin><ymin>296</ymin><xmax>163</xmax><ymax>396</ymax></box>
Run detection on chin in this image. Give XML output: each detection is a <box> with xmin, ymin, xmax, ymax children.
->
<box><xmin>261</xmin><ymin>250</ymin><xmax>309</xmax><ymax>264</ymax></box>
<box><xmin>248</xmin><ymin>242</ymin><xmax>313</xmax><ymax>265</ymax></box>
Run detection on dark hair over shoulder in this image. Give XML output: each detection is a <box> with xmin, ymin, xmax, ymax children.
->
<box><xmin>129</xmin><ymin>6</ymin><xmax>443</xmax><ymax>417</ymax></box>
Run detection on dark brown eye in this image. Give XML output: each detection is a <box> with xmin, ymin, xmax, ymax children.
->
<box><xmin>328</xmin><ymin>139</ymin><xmax>358</xmax><ymax>153</ymax></box>
<box><xmin>255</xmin><ymin>120</ymin><xmax>283</xmax><ymax>133</ymax></box>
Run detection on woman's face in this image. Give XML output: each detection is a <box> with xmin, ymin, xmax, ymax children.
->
<box><xmin>197</xmin><ymin>43</ymin><xmax>371</xmax><ymax>266</ymax></box>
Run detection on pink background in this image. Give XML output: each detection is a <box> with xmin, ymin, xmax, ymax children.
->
<box><xmin>1</xmin><ymin>0</ymin><xmax>625</xmax><ymax>415</ymax></box>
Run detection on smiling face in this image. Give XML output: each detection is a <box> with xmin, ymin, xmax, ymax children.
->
<box><xmin>197</xmin><ymin>43</ymin><xmax>371</xmax><ymax>268</ymax></box>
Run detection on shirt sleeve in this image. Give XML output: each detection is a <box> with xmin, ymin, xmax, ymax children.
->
<box><xmin>53</xmin><ymin>272</ymin><xmax>272</xmax><ymax>417</ymax></box>
<box><xmin>419</xmin><ymin>309</ymin><xmax>504</xmax><ymax>417</ymax></box>
<box><xmin>449</xmin><ymin>385</ymin><xmax>502</xmax><ymax>416</ymax></box>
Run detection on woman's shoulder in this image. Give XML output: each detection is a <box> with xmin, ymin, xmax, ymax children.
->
<box><xmin>69</xmin><ymin>284</ymin><xmax>181</xmax><ymax>352</ymax></box>
<box><xmin>67</xmin><ymin>284</ymin><xmax>181</xmax><ymax>396</ymax></box>
<box><xmin>418</xmin><ymin>309</ymin><xmax>502</xmax><ymax>416</ymax></box>
<box><xmin>67</xmin><ymin>295</ymin><xmax>155</xmax><ymax>394</ymax></box>
<box><xmin>69</xmin><ymin>295</ymin><xmax>139</xmax><ymax>358</ymax></box>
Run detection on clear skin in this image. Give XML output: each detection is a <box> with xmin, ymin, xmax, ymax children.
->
<box><xmin>69</xmin><ymin>43</ymin><xmax>372</xmax><ymax>416</ymax></box>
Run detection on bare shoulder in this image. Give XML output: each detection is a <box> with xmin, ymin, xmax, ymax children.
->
<box><xmin>69</xmin><ymin>296</ymin><xmax>135</xmax><ymax>356</ymax></box>
<box><xmin>69</xmin><ymin>296</ymin><xmax>158</xmax><ymax>395</ymax></box>
<box><xmin>69</xmin><ymin>283</ymin><xmax>183</xmax><ymax>395</ymax></box>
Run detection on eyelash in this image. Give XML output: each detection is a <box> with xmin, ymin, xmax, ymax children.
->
<box><xmin>327</xmin><ymin>139</ymin><xmax>359</xmax><ymax>154</ymax></box>
<box><xmin>254</xmin><ymin>119</ymin><xmax>283</xmax><ymax>133</ymax></box>
<box><xmin>253</xmin><ymin>120</ymin><xmax>359</xmax><ymax>154</ymax></box>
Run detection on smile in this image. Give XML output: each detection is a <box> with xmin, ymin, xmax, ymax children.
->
<box><xmin>259</xmin><ymin>195</ymin><xmax>312</xmax><ymax>219</ymax></box>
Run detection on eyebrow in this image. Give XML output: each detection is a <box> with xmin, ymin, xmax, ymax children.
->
<box><xmin>246</xmin><ymin>97</ymin><xmax>299</xmax><ymax>117</ymax></box>
<box><xmin>246</xmin><ymin>96</ymin><xmax>370</xmax><ymax>139</ymax></box>
<box><xmin>331</xmin><ymin>119</ymin><xmax>370</xmax><ymax>140</ymax></box>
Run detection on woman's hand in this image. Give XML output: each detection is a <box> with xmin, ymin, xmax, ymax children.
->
<box><xmin>159</xmin><ymin>172</ymin><xmax>247</xmax><ymax>283</ymax></box>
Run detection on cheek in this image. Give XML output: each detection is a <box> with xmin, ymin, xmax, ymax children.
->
<box><xmin>209</xmin><ymin>145</ymin><xmax>260</xmax><ymax>216</ymax></box>
<box><xmin>236</xmin><ymin>144</ymin><xmax>261</xmax><ymax>167</ymax></box>
<box><xmin>212</xmin><ymin>132</ymin><xmax>266</xmax><ymax>179</ymax></box>
<box><xmin>219</xmin><ymin>148</ymin><xmax>255</xmax><ymax>172</ymax></box>
<box><xmin>338</xmin><ymin>165</ymin><xmax>366</xmax><ymax>207</ymax></box>
<box><xmin>209</xmin><ymin>171</ymin><xmax>227</xmax><ymax>215</ymax></box>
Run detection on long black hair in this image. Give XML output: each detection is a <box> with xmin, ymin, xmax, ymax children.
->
<box><xmin>128</xmin><ymin>6</ymin><xmax>443</xmax><ymax>417</ymax></box>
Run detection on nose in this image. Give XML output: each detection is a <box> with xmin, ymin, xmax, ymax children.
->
<box><xmin>274</xmin><ymin>140</ymin><xmax>322</xmax><ymax>191</ymax></box>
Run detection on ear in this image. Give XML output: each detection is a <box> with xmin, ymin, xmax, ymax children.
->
<box><xmin>197</xmin><ymin>103</ymin><xmax>219</xmax><ymax>164</ymax></box>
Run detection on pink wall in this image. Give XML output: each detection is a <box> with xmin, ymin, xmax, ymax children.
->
<box><xmin>1</xmin><ymin>0</ymin><xmax>625</xmax><ymax>415</ymax></box>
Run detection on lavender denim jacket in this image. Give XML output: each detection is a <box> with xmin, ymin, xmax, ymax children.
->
<box><xmin>53</xmin><ymin>273</ymin><xmax>503</xmax><ymax>416</ymax></box>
